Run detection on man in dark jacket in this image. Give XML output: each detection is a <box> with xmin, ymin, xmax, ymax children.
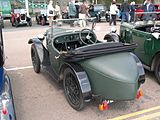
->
<box><xmin>75</xmin><ymin>0</ymin><xmax>80</xmax><ymax>18</ymax></box>
<box><xmin>143</xmin><ymin>0</ymin><xmax>155</xmax><ymax>21</ymax></box>
<box><xmin>68</xmin><ymin>0</ymin><xmax>77</xmax><ymax>26</ymax></box>
<box><xmin>121</xmin><ymin>0</ymin><xmax>130</xmax><ymax>23</ymax></box>
<box><xmin>130</xmin><ymin>1</ymin><xmax>135</xmax><ymax>22</ymax></box>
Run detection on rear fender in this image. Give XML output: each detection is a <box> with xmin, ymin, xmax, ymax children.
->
<box><xmin>28</xmin><ymin>38</ymin><xmax>49</xmax><ymax>64</ymax></box>
<box><xmin>130</xmin><ymin>53</ymin><xmax>145</xmax><ymax>85</ymax></box>
<box><xmin>60</xmin><ymin>63</ymin><xmax>92</xmax><ymax>101</ymax></box>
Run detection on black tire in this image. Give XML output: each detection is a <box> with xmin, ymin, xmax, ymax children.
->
<box><xmin>28</xmin><ymin>20</ymin><xmax>32</xmax><ymax>27</ymax></box>
<box><xmin>154</xmin><ymin>59</ymin><xmax>160</xmax><ymax>84</ymax></box>
<box><xmin>31</xmin><ymin>44</ymin><xmax>41</xmax><ymax>73</ymax></box>
<box><xmin>41</xmin><ymin>18</ymin><xmax>45</xmax><ymax>26</ymax></box>
<box><xmin>95</xmin><ymin>14</ymin><xmax>100</xmax><ymax>22</ymax></box>
<box><xmin>15</xmin><ymin>20</ymin><xmax>18</xmax><ymax>28</ymax></box>
<box><xmin>63</xmin><ymin>67</ymin><xmax>84</xmax><ymax>111</ymax></box>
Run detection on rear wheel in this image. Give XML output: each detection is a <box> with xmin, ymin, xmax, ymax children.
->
<box><xmin>28</xmin><ymin>20</ymin><xmax>32</xmax><ymax>26</ymax></box>
<box><xmin>63</xmin><ymin>67</ymin><xmax>84</xmax><ymax>111</ymax></box>
<box><xmin>155</xmin><ymin>58</ymin><xmax>160</xmax><ymax>84</ymax></box>
<box><xmin>31</xmin><ymin>44</ymin><xmax>41</xmax><ymax>73</ymax></box>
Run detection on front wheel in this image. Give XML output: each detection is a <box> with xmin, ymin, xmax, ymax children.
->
<box><xmin>15</xmin><ymin>20</ymin><xmax>18</xmax><ymax>27</ymax></box>
<box><xmin>63</xmin><ymin>67</ymin><xmax>84</xmax><ymax>111</ymax></box>
<box><xmin>28</xmin><ymin>20</ymin><xmax>32</xmax><ymax>27</ymax></box>
<box><xmin>155</xmin><ymin>59</ymin><xmax>160</xmax><ymax>84</ymax></box>
<box><xmin>31</xmin><ymin>44</ymin><xmax>41</xmax><ymax>73</ymax></box>
<box><xmin>41</xmin><ymin>18</ymin><xmax>45</xmax><ymax>26</ymax></box>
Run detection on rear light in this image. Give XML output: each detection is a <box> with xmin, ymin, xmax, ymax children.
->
<box><xmin>98</xmin><ymin>100</ymin><xmax>108</xmax><ymax>111</ymax></box>
<box><xmin>1</xmin><ymin>100</ymin><xmax>8</xmax><ymax>115</ymax></box>
<box><xmin>136</xmin><ymin>89</ymin><xmax>143</xmax><ymax>99</ymax></box>
<box><xmin>2</xmin><ymin>106</ymin><xmax>7</xmax><ymax>115</ymax></box>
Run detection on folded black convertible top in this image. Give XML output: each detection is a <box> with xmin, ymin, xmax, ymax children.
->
<box><xmin>60</xmin><ymin>42</ymin><xmax>137</xmax><ymax>62</ymax></box>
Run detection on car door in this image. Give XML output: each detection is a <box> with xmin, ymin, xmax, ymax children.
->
<box><xmin>47</xmin><ymin>33</ymin><xmax>60</xmax><ymax>75</ymax></box>
<box><xmin>132</xmin><ymin>29</ymin><xmax>153</xmax><ymax>66</ymax></box>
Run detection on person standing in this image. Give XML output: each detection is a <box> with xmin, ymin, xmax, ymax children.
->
<box><xmin>75</xmin><ymin>0</ymin><xmax>80</xmax><ymax>18</ymax></box>
<box><xmin>79</xmin><ymin>0</ymin><xmax>89</xmax><ymax>27</ymax></box>
<box><xmin>143</xmin><ymin>0</ymin><xmax>155</xmax><ymax>21</ymax></box>
<box><xmin>109</xmin><ymin>0</ymin><xmax>118</xmax><ymax>26</ymax></box>
<box><xmin>47</xmin><ymin>0</ymin><xmax>55</xmax><ymax>27</ymax></box>
<box><xmin>55</xmin><ymin>2</ymin><xmax>62</xmax><ymax>26</ymax></box>
<box><xmin>68</xmin><ymin>0</ymin><xmax>77</xmax><ymax>27</ymax></box>
<box><xmin>130</xmin><ymin>1</ymin><xmax>136</xmax><ymax>22</ymax></box>
<box><xmin>121</xmin><ymin>0</ymin><xmax>130</xmax><ymax>23</ymax></box>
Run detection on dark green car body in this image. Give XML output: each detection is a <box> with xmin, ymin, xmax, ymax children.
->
<box><xmin>29</xmin><ymin>27</ymin><xmax>145</xmax><ymax>110</ymax></box>
<box><xmin>120</xmin><ymin>22</ymin><xmax>160</xmax><ymax>84</ymax></box>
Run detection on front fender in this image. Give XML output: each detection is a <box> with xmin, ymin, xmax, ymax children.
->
<box><xmin>60</xmin><ymin>63</ymin><xmax>92</xmax><ymax>102</ymax></box>
<box><xmin>28</xmin><ymin>38</ymin><xmax>44</xmax><ymax>63</ymax></box>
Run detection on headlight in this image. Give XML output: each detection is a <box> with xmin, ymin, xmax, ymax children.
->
<box><xmin>98</xmin><ymin>12</ymin><xmax>101</xmax><ymax>14</ymax></box>
<box><xmin>17</xmin><ymin>14</ymin><xmax>20</xmax><ymax>17</ymax></box>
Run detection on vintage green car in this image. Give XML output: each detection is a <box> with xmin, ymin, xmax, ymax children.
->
<box><xmin>120</xmin><ymin>21</ymin><xmax>160</xmax><ymax>84</ymax></box>
<box><xmin>28</xmin><ymin>21</ymin><xmax>145</xmax><ymax>111</ymax></box>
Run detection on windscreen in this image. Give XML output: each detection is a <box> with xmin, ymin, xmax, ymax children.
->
<box><xmin>94</xmin><ymin>5</ymin><xmax>105</xmax><ymax>11</ymax></box>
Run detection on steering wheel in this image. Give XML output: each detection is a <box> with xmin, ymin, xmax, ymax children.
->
<box><xmin>151</xmin><ymin>22</ymin><xmax>160</xmax><ymax>33</ymax></box>
<box><xmin>79</xmin><ymin>29</ymin><xmax>97</xmax><ymax>45</ymax></box>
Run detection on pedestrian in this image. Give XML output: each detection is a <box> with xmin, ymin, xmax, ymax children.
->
<box><xmin>75</xmin><ymin>0</ymin><xmax>80</xmax><ymax>18</ymax></box>
<box><xmin>109</xmin><ymin>0</ymin><xmax>118</xmax><ymax>26</ymax></box>
<box><xmin>121</xmin><ymin>0</ymin><xmax>130</xmax><ymax>23</ymax></box>
<box><xmin>55</xmin><ymin>2</ymin><xmax>62</xmax><ymax>26</ymax></box>
<box><xmin>47</xmin><ymin>0</ymin><xmax>55</xmax><ymax>27</ymax></box>
<box><xmin>143</xmin><ymin>0</ymin><xmax>155</xmax><ymax>21</ymax></box>
<box><xmin>79</xmin><ymin>0</ymin><xmax>89</xmax><ymax>27</ymax></box>
<box><xmin>68</xmin><ymin>0</ymin><xmax>77</xmax><ymax>27</ymax></box>
<box><xmin>130</xmin><ymin>1</ymin><xmax>136</xmax><ymax>22</ymax></box>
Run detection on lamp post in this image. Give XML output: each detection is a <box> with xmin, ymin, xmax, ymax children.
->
<box><xmin>25</xmin><ymin>0</ymin><xmax>29</xmax><ymax>17</ymax></box>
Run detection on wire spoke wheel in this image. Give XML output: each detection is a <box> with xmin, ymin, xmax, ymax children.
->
<box><xmin>63</xmin><ymin>68</ymin><xmax>84</xmax><ymax>110</ymax></box>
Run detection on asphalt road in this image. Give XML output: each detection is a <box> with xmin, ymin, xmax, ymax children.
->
<box><xmin>2</xmin><ymin>20</ymin><xmax>160</xmax><ymax>120</ymax></box>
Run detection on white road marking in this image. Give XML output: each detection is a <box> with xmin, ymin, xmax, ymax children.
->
<box><xmin>6</xmin><ymin>66</ymin><xmax>33</xmax><ymax>71</ymax></box>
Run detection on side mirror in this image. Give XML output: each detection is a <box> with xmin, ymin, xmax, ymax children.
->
<box><xmin>37</xmin><ymin>34</ymin><xmax>45</xmax><ymax>41</ymax></box>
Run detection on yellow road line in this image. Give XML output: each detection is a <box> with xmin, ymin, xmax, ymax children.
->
<box><xmin>109</xmin><ymin>106</ymin><xmax>160</xmax><ymax>120</ymax></box>
<box><xmin>133</xmin><ymin>111</ymin><xmax>160</xmax><ymax>120</ymax></box>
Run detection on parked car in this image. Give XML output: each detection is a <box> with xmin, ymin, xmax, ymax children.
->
<box><xmin>36</xmin><ymin>10</ymin><xmax>48</xmax><ymax>26</ymax></box>
<box><xmin>0</xmin><ymin>24</ymin><xmax>16</xmax><ymax>119</ymax></box>
<box><xmin>134</xmin><ymin>4</ymin><xmax>144</xmax><ymax>21</ymax></box>
<box><xmin>120</xmin><ymin>15</ymin><xmax>160</xmax><ymax>84</ymax></box>
<box><xmin>11</xmin><ymin>9</ymin><xmax>32</xmax><ymax>27</ymax></box>
<box><xmin>28</xmin><ymin>19</ymin><xmax>145</xmax><ymax>111</ymax></box>
<box><xmin>88</xmin><ymin>4</ymin><xmax>108</xmax><ymax>22</ymax></box>
<box><xmin>154</xmin><ymin>4</ymin><xmax>160</xmax><ymax>20</ymax></box>
<box><xmin>134</xmin><ymin>4</ymin><xmax>160</xmax><ymax>21</ymax></box>
<box><xmin>0</xmin><ymin>0</ymin><xmax>12</xmax><ymax>19</ymax></box>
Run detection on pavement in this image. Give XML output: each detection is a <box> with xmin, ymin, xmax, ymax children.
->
<box><xmin>2</xmin><ymin>20</ymin><xmax>160</xmax><ymax>120</ymax></box>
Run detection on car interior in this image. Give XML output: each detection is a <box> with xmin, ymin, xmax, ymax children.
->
<box><xmin>53</xmin><ymin>32</ymin><xmax>99</xmax><ymax>52</ymax></box>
